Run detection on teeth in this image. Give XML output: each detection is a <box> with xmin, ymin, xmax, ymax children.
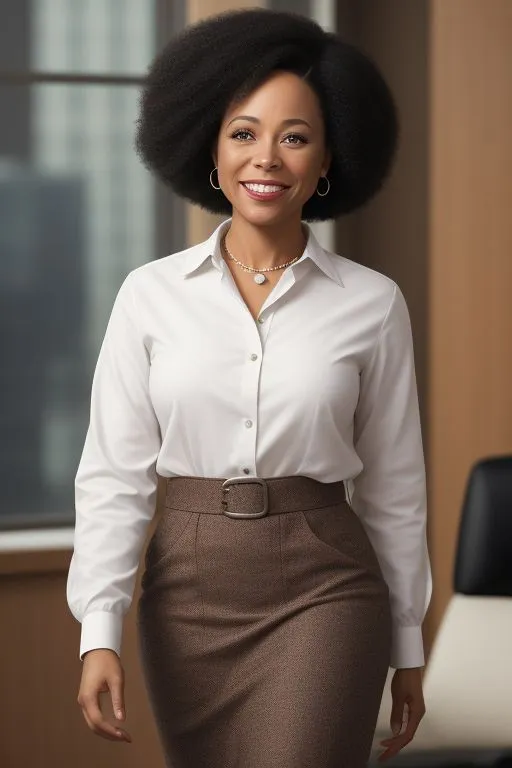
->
<box><xmin>244</xmin><ymin>183</ymin><xmax>285</xmax><ymax>193</ymax></box>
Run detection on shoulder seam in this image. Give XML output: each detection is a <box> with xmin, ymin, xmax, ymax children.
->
<box><xmin>365</xmin><ymin>283</ymin><xmax>397</xmax><ymax>370</ymax></box>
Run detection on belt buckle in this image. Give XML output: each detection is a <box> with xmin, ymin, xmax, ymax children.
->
<box><xmin>221</xmin><ymin>476</ymin><xmax>269</xmax><ymax>518</ymax></box>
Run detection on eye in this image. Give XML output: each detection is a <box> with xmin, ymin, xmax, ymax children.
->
<box><xmin>283</xmin><ymin>133</ymin><xmax>308</xmax><ymax>145</ymax></box>
<box><xmin>230</xmin><ymin>129</ymin><xmax>254</xmax><ymax>141</ymax></box>
<box><xmin>229</xmin><ymin>129</ymin><xmax>309</xmax><ymax>145</ymax></box>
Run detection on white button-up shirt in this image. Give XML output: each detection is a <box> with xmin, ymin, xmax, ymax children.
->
<box><xmin>67</xmin><ymin>217</ymin><xmax>432</xmax><ymax>669</ymax></box>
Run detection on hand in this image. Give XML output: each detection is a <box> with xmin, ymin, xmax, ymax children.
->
<box><xmin>378</xmin><ymin>667</ymin><xmax>426</xmax><ymax>762</ymax></box>
<box><xmin>77</xmin><ymin>648</ymin><xmax>132</xmax><ymax>743</ymax></box>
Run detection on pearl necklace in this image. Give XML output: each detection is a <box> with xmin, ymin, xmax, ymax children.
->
<box><xmin>222</xmin><ymin>234</ymin><xmax>302</xmax><ymax>285</ymax></box>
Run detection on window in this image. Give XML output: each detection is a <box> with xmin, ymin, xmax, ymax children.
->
<box><xmin>0</xmin><ymin>0</ymin><xmax>186</xmax><ymax>530</ymax></box>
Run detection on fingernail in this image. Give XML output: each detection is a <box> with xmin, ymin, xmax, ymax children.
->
<box><xmin>392</xmin><ymin>722</ymin><xmax>400</xmax><ymax>735</ymax></box>
<box><xmin>116</xmin><ymin>709</ymin><xmax>124</xmax><ymax>720</ymax></box>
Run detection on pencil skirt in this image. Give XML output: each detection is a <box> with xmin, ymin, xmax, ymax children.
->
<box><xmin>136</xmin><ymin>475</ymin><xmax>392</xmax><ymax>768</ymax></box>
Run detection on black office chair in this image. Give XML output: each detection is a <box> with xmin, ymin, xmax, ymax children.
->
<box><xmin>370</xmin><ymin>455</ymin><xmax>512</xmax><ymax>767</ymax></box>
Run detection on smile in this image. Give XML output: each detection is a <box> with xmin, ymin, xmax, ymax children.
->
<box><xmin>241</xmin><ymin>182</ymin><xmax>288</xmax><ymax>200</ymax></box>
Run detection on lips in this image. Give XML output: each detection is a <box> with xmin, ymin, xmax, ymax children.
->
<box><xmin>240</xmin><ymin>181</ymin><xmax>290</xmax><ymax>201</ymax></box>
<box><xmin>241</xmin><ymin>181</ymin><xmax>289</xmax><ymax>190</ymax></box>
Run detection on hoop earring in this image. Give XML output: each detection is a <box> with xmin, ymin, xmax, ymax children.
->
<box><xmin>316</xmin><ymin>176</ymin><xmax>330</xmax><ymax>197</ymax></box>
<box><xmin>210</xmin><ymin>167</ymin><xmax>221</xmax><ymax>190</ymax></box>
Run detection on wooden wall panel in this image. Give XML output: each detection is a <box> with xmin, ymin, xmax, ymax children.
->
<box><xmin>0</xmin><ymin>546</ymin><xmax>165</xmax><ymax>768</ymax></box>
<box><xmin>336</xmin><ymin>0</ymin><xmax>512</xmax><ymax>644</ymax></box>
<box><xmin>428</xmin><ymin>0</ymin><xmax>512</xmax><ymax>628</ymax></box>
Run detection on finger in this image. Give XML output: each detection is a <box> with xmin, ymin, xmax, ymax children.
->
<box><xmin>381</xmin><ymin>702</ymin><xmax>409</xmax><ymax>745</ymax></box>
<box><xmin>379</xmin><ymin>703</ymin><xmax>425</xmax><ymax>758</ymax></box>
<box><xmin>397</xmin><ymin>701</ymin><xmax>425</xmax><ymax>744</ymax></box>
<box><xmin>389</xmin><ymin>697</ymin><xmax>406</xmax><ymax>737</ymax></box>
<box><xmin>109</xmin><ymin>673</ymin><xmax>126</xmax><ymax>721</ymax></box>
<box><xmin>81</xmin><ymin>707</ymin><xmax>122</xmax><ymax>742</ymax></box>
<box><xmin>81</xmin><ymin>696</ymin><xmax>131</xmax><ymax>742</ymax></box>
<box><xmin>380</xmin><ymin>702</ymin><xmax>422</xmax><ymax>745</ymax></box>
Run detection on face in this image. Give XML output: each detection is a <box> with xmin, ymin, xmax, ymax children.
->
<box><xmin>212</xmin><ymin>70</ymin><xmax>331</xmax><ymax>227</ymax></box>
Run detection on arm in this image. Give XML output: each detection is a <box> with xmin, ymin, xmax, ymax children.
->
<box><xmin>349</xmin><ymin>283</ymin><xmax>432</xmax><ymax>669</ymax></box>
<box><xmin>66</xmin><ymin>270</ymin><xmax>162</xmax><ymax>660</ymax></box>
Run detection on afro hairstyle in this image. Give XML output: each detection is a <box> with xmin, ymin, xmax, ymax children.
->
<box><xmin>135</xmin><ymin>7</ymin><xmax>400</xmax><ymax>221</ymax></box>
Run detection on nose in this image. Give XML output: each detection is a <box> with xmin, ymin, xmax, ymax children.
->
<box><xmin>253</xmin><ymin>141</ymin><xmax>282</xmax><ymax>171</ymax></box>
<box><xmin>254</xmin><ymin>156</ymin><xmax>282</xmax><ymax>171</ymax></box>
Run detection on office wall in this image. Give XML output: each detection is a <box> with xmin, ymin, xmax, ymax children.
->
<box><xmin>335</xmin><ymin>0</ymin><xmax>512</xmax><ymax>641</ymax></box>
<box><xmin>428</xmin><ymin>0</ymin><xmax>512</xmax><ymax>628</ymax></box>
<box><xmin>335</xmin><ymin>0</ymin><xmax>432</xmax><ymax>648</ymax></box>
<box><xmin>0</xmin><ymin>550</ymin><xmax>165</xmax><ymax>768</ymax></box>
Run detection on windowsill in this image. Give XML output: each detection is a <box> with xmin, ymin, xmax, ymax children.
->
<box><xmin>0</xmin><ymin>527</ymin><xmax>74</xmax><ymax>552</ymax></box>
<box><xmin>0</xmin><ymin>528</ymin><xmax>74</xmax><ymax>576</ymax></box>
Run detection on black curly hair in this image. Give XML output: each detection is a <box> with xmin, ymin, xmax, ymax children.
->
<box><xmin>135</xmin><ymin>7</ymin><xmax>399</xmax><ymax>221</ymax></box>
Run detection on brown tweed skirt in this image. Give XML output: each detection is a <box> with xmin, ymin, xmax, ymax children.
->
<box><xmin>136</xmin><ymin>475</ymin><xmax>391</xmax><ymax>768</ymax></box>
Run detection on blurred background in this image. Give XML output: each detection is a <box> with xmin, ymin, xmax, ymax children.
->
<box><xmin>0</xmin><ymin>1</ymin><xmax>510</xmax><ymax>767</ymax></box>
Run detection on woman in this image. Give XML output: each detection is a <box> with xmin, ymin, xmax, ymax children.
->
<box><xmin>67</xmin><ymin>8</ymin><xmax>431</xmax><ymax>767</ymax></box>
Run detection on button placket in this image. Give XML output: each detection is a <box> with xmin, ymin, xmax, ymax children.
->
<box><xmin>235</xmin><ymin>321</ymin><xmax>262</xmax><ymax>477</ymax></box>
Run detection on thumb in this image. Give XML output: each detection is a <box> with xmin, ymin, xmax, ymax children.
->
<box><xmin>109</xmin><ymin>675</ymin><xmax>125</xmax><ymax>721</ymax></box>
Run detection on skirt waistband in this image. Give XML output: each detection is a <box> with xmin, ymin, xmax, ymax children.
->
<box><xmin>164</xmin><ymin>475</ymin><xmax>347</xmax><ymax>519</ymax></box>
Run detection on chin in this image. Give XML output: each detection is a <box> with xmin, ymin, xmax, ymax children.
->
<box><xmin>234</xmin><ymin>204</ymin><xmax>299</xmax><ymax>228</ymax></box>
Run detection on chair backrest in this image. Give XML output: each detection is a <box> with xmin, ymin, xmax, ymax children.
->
<box><xmin>372</xmin><ymin>456</ymin><xmax>512</xmax><ymax>756</ymax></box>
<box><xmin>455</xmin><ymin>455</ymin><xmax>512</xmax><ymax>597</ymax></box>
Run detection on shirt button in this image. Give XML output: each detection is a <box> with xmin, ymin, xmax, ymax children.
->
<box><xmin>250</xmin><ymin>353</ymin><xmax>258</xmax><ymax>361</ymax></box>
<box><xmin>243</xmin><ymin>468</ymin><xmax>251</xmax><ymax>474</ymax></box>
<box><xmin>245</xmin><ymin>419</ymin><xmax>253</xmax><ymax>428</ymax></box>
<box><xmin>258</xmin><ymin>317</ymin><xmax>264</xmax><ymax>324</ymax></box>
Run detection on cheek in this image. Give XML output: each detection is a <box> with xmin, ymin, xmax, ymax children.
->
<box><xmin>291</xmin><ymin>151</ymin><xmax>324</xmax><ymax>181</ymax></box>
<box><xmin>217</xmin><ymin>145</ymin><xmax>244</xmax><ymax>179</ymax></box>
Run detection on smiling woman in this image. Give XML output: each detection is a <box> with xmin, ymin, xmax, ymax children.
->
<box><xmin>211</xmin><ymin>70</ymin><xmax>331</xmax><ymax>268</ymax></box>
<box><xmin>134</xmin><ymin>8</ymin><xmax>398</xmax><ymax>221</ymax></box>
<box><xmin>68</xmin><ymin>7</ymin><xmax>430</xmax><ymax>768</ymax></box>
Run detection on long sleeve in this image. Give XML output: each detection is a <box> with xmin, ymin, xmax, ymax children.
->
<box><xmin>348</xmin><ymin>283</ymin><xmax>432</xmax><ymax>669</ymax></box>
<box><xmin>66</xmin><ymin>271</ymin><xmax>162</xmax><ymax>660</ymax></box>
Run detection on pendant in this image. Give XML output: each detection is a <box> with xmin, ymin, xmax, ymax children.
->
<box><xmin>254</xmin><ymin>273</ymin><xmax>266</xmax><ymax>285</ymax></box>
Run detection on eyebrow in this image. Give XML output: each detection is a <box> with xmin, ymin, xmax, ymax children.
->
<box><xmin>227</xmin><ymin>115</ymin><xmax>312</xmax><ymax>129</ymax></box>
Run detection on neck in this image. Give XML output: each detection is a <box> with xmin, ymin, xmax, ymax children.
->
<box><xmin>223</xmin><ymin>214</ymin><xmax>307</xmax><ymax>271</ymax></box>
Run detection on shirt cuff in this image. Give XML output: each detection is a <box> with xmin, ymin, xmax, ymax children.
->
<box><xmin>79</xmin><ymin>611</ymin><xmax>123</xmax><ymax>661</ymax></box>
<box><xmin>390</xmin><ymin>625</ymin><xmax>425</xmax><ymax>669</ymax></box>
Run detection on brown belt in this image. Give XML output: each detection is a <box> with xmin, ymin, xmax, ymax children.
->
<box><xmin>164</xmin><ymin>475</ymin><xmax>347</xmax><ymax>519</ymax></box>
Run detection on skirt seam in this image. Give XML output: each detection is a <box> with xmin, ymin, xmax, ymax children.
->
<box><xmin>278</xmin><ymin>514</ymin><xmax>288</xmax><ymax>604</ymax></box>
<box><xmin>193</xmin><ymin>513</ymin><xmax>207</xmax><ymax>639</ymax></box>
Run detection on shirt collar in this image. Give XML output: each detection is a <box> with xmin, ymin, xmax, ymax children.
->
<box><xmin>177</xmin><ymin>217</ymin><xmax>345</xmax><ymax>288</ymax></box>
